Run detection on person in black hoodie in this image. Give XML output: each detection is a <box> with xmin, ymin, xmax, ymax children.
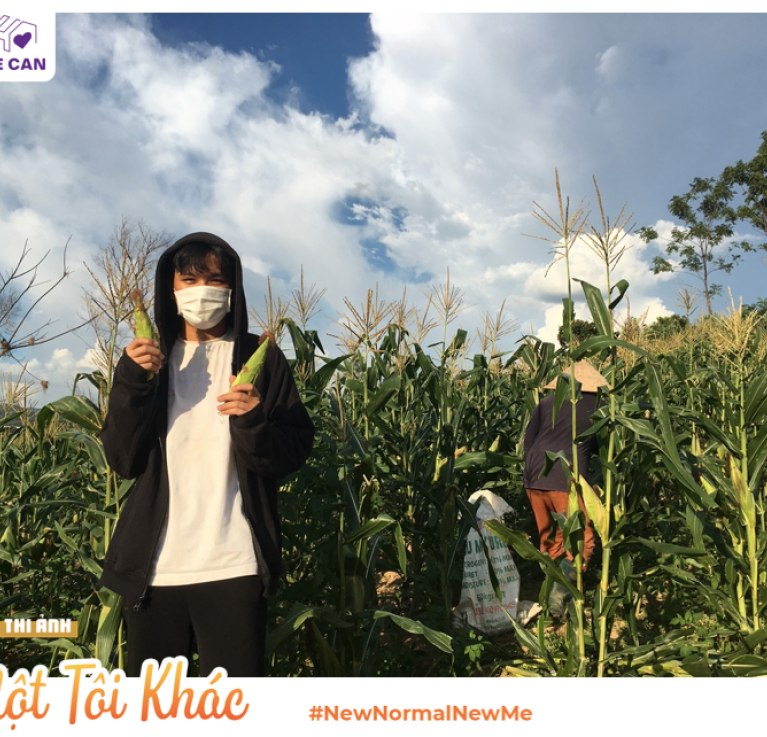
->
<box><xmin>99</xmin><ymin>233</ymin><xmax>315</xmax><ymax>677</ymax></box>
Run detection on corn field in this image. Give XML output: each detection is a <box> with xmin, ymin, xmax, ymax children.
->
<box><xmin>3</xmin><ymin>198</ymin><xmax>767</xmax><ymax>677</ymax></box>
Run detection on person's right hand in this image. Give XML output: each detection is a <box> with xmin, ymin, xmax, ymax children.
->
<box><xmin>125</xmin><ymin>338</ymin><xmax>164</xmax><ymax>374</ymax></box>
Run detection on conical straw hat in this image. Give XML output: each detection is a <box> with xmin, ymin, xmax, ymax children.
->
<box><xmin>543</xmin><ymin>361</ymin><xmax>608</xmax><ymax>393</ymax></box>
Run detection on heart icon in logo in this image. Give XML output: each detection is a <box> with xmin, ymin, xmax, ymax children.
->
<box><xmin>14</xmin><ymin>32</ymin><xmax>32</xmax><ymax>50</ymax></box>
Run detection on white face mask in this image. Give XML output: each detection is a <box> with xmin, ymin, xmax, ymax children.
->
<box><xmin>174</xmin><ymin>285</ymin><xmax>232</xmax><ymax>330</ymax></box>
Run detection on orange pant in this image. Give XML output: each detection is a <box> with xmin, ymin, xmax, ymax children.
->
<box><xmin>526</xmin><ymin>488</ymin><xmax>595</xmax><ymax>565</ymax></box>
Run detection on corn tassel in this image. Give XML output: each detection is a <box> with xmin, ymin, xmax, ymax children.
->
<box><xmin>131</xmin><ymin>289</ymin><xmax>156</xmax><ymax>380</ymax></box>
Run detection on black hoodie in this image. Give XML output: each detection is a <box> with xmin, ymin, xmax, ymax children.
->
<box><xmin>99</xmin><ymin>232</ymin><xmax>315</xmax><ymax>606</ymax></box>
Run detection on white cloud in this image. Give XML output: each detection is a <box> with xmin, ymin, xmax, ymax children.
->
<box><xmin>3</xmin><ymin>14</ymin><xmax>767</xmax><ymax>400</ymax></box>
<box><xmin>43</xmin><ymin>347</ymin><xmax>98</xmax><ymax>376</ymax></box>
<box><xmin>538</xmin><ymin>303</ymin><xmax>569</xmax><ymax>344</ymax></box>
<box><xmin>483</xmin><ymin>262</ymin><xmax>539</xmax><ymax>283</ymax></box>
<box><xmin>523</xmin><ymin>228</ymin><xmax>675</xmax><ymax>301</ymax></box>
<box><xmin>596</xmin><ymin>45</ymin><xmax>621</xmax><ymax>79</ymax></box>
<box><xmin>5</xmin><ymin>346</ymin><xmax>98</xmax><ymax>405</ymax></box>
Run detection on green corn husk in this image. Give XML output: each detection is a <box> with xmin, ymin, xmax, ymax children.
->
<box><xmin>232</xmin><ymin>339</ymin><xmax>269</xmax><ymax>387</ymax></box>
<box><xmin>131</xmin><ymin>289</ymin><xmax>156</xmax><ymax>380</ymax></box>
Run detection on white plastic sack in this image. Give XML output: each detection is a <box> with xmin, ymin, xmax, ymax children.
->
<box><xmin>453</xmin><ymin>490</ymin><xmax>521</xmax><ymax>634</ymax></box>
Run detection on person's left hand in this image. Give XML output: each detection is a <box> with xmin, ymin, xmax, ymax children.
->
<box><xmin>217</xmin><ymin>376</ymin><xmax>262</xmax><ymax>416</ymax></box>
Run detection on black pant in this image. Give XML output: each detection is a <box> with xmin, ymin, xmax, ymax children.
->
<box><xmin>121</xmin><ymin>575</ymin><xmax>267</xmax><ymax>677</ymax></box>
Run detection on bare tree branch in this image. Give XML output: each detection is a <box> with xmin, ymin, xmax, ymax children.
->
<box><xmin>80</xmin><ymin>217</ymin><xmax>172</xmax><ymax>390</ymax></box>
<box><xmin>0</xmin><ymin>238</ymin><xmax>86</xmax><ymax>362</ymax></box>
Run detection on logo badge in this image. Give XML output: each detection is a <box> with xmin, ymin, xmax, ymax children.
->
<box><xmin>0</xmin><ymin>11</ymin><xmax>55</xmax><ymax>82</ymax></box>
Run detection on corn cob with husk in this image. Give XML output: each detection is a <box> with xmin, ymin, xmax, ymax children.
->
<box><xmin>219</xmin><ymin>339</ymin><xmax>269</xmax><ymax>421</ymax></box>
<box><xmin>232</xmin><ymin>339</ymin><xmax>269</xmax><ymax>387</ymax></box>
<box><xmin>131</xmin><ymin>289</ymin><xmax>156</xmax><ymax>380</ymax></box>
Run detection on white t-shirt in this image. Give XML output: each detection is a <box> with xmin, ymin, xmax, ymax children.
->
<box><xmin>149</xmin><ymin>331</ymin><xmax>258</xmax><ymax>586</ymax></box>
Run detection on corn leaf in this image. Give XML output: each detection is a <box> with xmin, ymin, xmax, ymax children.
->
<box><xmin>608</xmin><ymin>279</ymin><xmax>630</xmax><ymax>310</ymax></box>
<box><xmin>571</xmin><ymin>335</ymin><xmax>649</xmax><ymax>360</ymax></box>
<box><xmin>372</xmin><ymin>611</ymin><xmax>452</xmax><ymax>654</ymax></box>
<box><xmin>48</xmin><ymin>396</ymin><xmax>102</xmax><ymax>436</ymax></box>
<box><xmin>484</xmin><ymin>520</ymin><xmax>583</xmax><ymax>600</ymax></box>
<box><xmin>307</xmin><ymin>354</ymin><xmax>352</xmax><ymax>393</ymax></box>
<box><xmin>363</xmin><ymin>373</ymin><xmax>401</xmax><ymax>416</ymax></box>
<box><xmin>95</xmin><ymin>590</ymin><xmax>122</xmax><ymax>668</ymax></box>
<box><xmin>309</xmin><ymin>619</ymin><xmax>342</xmax><ymax>677</ymax></box>
<box><xmin>344</xmin><ymin>515</ymin><xmax>396</xmax><ymax>545</ymax></box>
<box><xmin>575</xmin><ymin>279</ymin><xmax>611</xmax><ymax>337</ymax></box>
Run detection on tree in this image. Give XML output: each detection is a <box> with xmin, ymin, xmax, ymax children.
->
<box><xmin>644</xmin><ymin>313</ymin><xmax>689</xmax><ymax>340</ymax></box>
<box><xmin>638</xmin><ymin>177</ymin><xmax>752</xmax><ymax>317</ymax></box>
<box><xmin>557</xmin><ymin>317</ymin><xmax>597</xmax><ymax>350</ymax></box>
<box><xmin>743</xmin><ymin>297</ymin><xmax>767</xmax><ymax>318</ymax></box>
<box><xmin>720</xmin><ymin>130</ymin><xmax>767</xmax><ymax>241</ymax></box>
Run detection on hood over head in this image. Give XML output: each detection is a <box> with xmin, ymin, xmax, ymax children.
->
<box><xmin>153</xmin><ymin>232</ymin><xmax>250</xmax><ymax>360</ymax></box>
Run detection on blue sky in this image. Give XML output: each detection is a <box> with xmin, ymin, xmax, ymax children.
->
<box><xmin>2</xmin><ymin>13</ymin><xmax>767</xmax><ymax>400</ymax></box>
<box><xmin>150</xmin><ymin>14</ymin><xmax>375</xmax><ymax>119</ymax></box>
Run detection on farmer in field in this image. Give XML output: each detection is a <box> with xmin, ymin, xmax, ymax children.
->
<box><xmin>99</xmin><ymin>233</ymin><xmax>315</xmax><ymax>676</ymax></box>
<box><xmin>523</xmin><ymin>361</ymin><xmax>606</xmax><ymax>615</ymax></box>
